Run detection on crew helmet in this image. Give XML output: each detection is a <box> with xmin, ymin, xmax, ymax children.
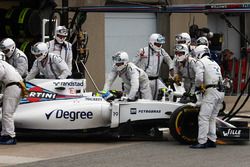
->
<box><xmin>175</xmin><ymin>32</ymin><xmax>191</xmax><ymax>46</ymax></box>
<box><xmin>193</xmin><ymin>45</ymin><xmax>210</xmax><ymax>59</ymax></box>
<box><xmin>196</xmin><ymin>36</ymin><xmax>209</xmax><ymax>46</ymax></box>
<box><xmin>55</xmin><ymin>25</ymin><xmax>68</xmax><ymax>44</ymax></box>
<box><xmin>31</xmin><ymin>42</ymin><xmax>48</xmax><ymax>61</ymax></box>
<box><xmin>0</xmin><ymin>51</ymin><xmax>5</xmax><ymax>61</ymax></box>
<box><xmin>174</xmin><ymin>44</ymin><xmax>189</xmax><ymax>62</ymax></box>
<box><xmin>149</xmin><ymin>33</ymin><xmax>165</xmax><ymax>51</ymax></box>
<box><xmin>112</xmin><ymin>51</ymin><xmax>129</xmax><ymax>71</ymax></box>
<box><xmin>0</xmin><ymin>38</ymin><xmax>16</xmax><ymax>58</ymax></box>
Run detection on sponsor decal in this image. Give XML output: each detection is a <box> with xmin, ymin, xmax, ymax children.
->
<box><xmin>20</xmin><ymin>82</ymin><xmax>82</xmax><ymax>104</ymax></box>
<box><xmin>45</xmin><ymin>109</ymin><xmax>93</xmax><ymax>121</ymax></box>
<box><xmin>130</xmin><ymin>108</ymin><xmax>161</xmax><ymax>114</ymax></box>
<box><xmin>130</xmin><ymin>108</ymin><xmax>137</xmax><ymax>114</ymax></box>
<box><xmin>53</xmin><ymin>81</ymin><xmax>84</xmax><ymax>87</ymax></box>
<box><xmin>29</xmin><ymin>92</ymin><xmax>56</xmax><ymax>99</ymax></box>
<box><xmin>138</xmin><ymin>109</ymin><xmax>161</xmax><ymax>113</ymax></box>
<box><xmin>69</xmin><ymin>88</ymin><xmax>76</xmax><ymax>94</ymax></box>
<box><xmin>222</xmin><ymin>128</ymin><xmax>241</xmax><ymax>137</ymax></box>
<box><xmin>85</xmin><ymin>97</ymin><xmax>102</xmax><ymax>101</ymax></box>
<box><xmin>24</xmin><ymin>86</ymin><xmax>57</xmax><ymax>103</ymax></box>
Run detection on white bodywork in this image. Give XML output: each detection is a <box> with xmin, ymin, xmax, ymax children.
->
<box><xmin>0</xmin><ymin>78</ymin><xmax>184</xmax><ymax>132</ymax></box>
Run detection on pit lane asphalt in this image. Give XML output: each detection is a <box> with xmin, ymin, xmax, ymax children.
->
<box><xmin>3</xmin><ymin>139</ymin><xmax>250</xmax><ymax>167</ymax></box>
<box><xmin>0</xmin><ymin>96</ymin><xmax>250</xmax><ymax>167</ymax></box>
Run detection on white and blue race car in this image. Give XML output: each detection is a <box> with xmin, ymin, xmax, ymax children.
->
<box><xmin>0</xmin><ymin>78</ymin><xmax>248</xmax><ymax>144</ymax></box>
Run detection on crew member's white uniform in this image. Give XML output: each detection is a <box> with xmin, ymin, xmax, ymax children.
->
<box><xmin>134</xmin><ymin>46</ymin><xmax>174</xmax><ymax>99</ymax></box>
<box><xmin>195</xmin><ymin>55</ymin><xmax>224</xmax><ymax>144</ymax></box>
<box><xmin>47</xmin><ymin>40</ymin><xmax>73</xmax><ymax>72</ymax></box>
<box><xmin>104</xmin><ymin>62</ymin><xmax>152</xmax><ymax>100</ymax></box>
<box><xmin>26</xmin><ymin>53</ymin><xmax>71</xmax><ymax>80</ymax></box>
<box><xmin>174</xmin><ymin>55</ymin><xmax>196</xmax><ymax>94</ymax></box>
<box><xmin>0</xmin><ymin>60</ymin><xmax>22</xmax><ymax>138</ymax></box>
<box><xmin>7</xmin><ymin>48</ymin><xmax>28</xmax><ymax>78</ymax></box>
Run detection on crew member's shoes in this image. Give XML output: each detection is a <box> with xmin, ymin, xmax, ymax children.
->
<box><xmin>190</xmin><ymin>143</ymin><xmax>207</xmax><ymax>149</ymax></box>
<box><xmin>206</xmin><ymin>139</ymin><xmax>216</xmax><ymax>148</ymax></box>
<box><xmin>0</xmin><ymin>135</ymin><xmax>17</xmax><ymax>145</ymax></box>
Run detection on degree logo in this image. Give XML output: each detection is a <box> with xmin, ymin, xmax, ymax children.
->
<box><xmin>45</xmin><ymin>109</ymin><xmax>93</xmax><ymax>121</ymax></box>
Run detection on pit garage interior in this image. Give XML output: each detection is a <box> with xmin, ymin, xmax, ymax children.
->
<box><xmin>0</xmin><ymin>0</ymin><xmax>249</xmax><ymax>95</ymax></box>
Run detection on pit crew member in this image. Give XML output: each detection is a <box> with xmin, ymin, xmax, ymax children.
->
<box><xmin>190</xmin><ymin>45</ymin><xmax>225</xmax><ymax>149</ymax></box>
<box><xmin>133</xmin><ymin>33</ymin><xmax>174</xmax><ymax>100</ymax></box>
<box><xmin>175</xmin><ymin>32</ymin><xmax>194</xmax><ymax>51</ymax></box>
<box><xmin>0</xmin><ymin>51</ymin><xmax>25</xmax><ymax>145</ymax></box>
<box><xmin>47</xmin><ymin>25</ymin><xmax>73</xmax><ymax>72</ymax></box>
<box><xmin>0</xmin><ymin>38</ymin><xmax>28</xmax><ymax>78</ymax></box>
<box><xmin>196</xmin><ymin>36</ymin><xmax>220</xmax><ymax>64</ymax></box>
<box><xmin>103</xmin><ymin>51</ymin><xmax>152</xmax><ymax>101</ymax></box>
<box><xmin>26</xmin><ymin>42</ymin><xmax>71</xmax><ymax>80</ymax></box>
<box><xmin>173</xmin><ymin>44</ymin><xmax>197</xmax><ymax>103</ymax></box>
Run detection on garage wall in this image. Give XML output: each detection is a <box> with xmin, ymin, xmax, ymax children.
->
<box><xmin>105</xmin><ymin>13</ymin><xmax>156</xmax><ymax>90</ymax></box>
<box><xmin>208</xmin><ymin>14</ymin><xmax>241</xmax><ymax>59</ymax></box>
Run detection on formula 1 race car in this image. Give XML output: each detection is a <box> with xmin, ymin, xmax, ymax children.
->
<box><xmin>0</xmin><ymin>77</ymin><xmax>249</xmax><ymax>144</ymax></box>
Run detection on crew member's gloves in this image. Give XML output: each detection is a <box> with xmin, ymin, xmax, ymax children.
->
<box><xmin>120</xmin><ymin>96</ymin><xmax>128</xmax><ymax>101</ymax></box>
<box><xmin>109</xmin><ymin>90</ymin><xmax>123</xmax><ymax>98</ymax></box>
<box><xmin>195</xmin><ymin>84</ymin><xmax>206</xmax><ymax>93</ymax></box>
<box><xmin>120</xmin><ymin>96</ymin><xmax>137</xmax><ymax>102</ymax></box>
<box><xmin>173</xmin><ymin>75</ymin><xmax>181</xmax><ymax>86</ymax></box>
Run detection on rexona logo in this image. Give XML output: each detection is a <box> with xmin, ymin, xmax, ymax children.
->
<box><xmin>45</xmin><ymin>109</ymin><xmax>93</xmax><ymax>121</ymax></box>
<box><xmin>222</xmin><ymin>128</ymin><xmax>241</xmax><ymax>137</ymax></box>
<box><xmin>53</xmin><ymin>81</ymin><xmax>83</xmax><ymax>87</ymax></box>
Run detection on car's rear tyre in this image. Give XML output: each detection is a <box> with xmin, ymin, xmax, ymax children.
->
<box><xmin>169</xmin><ymin>105</ymin><xmax>200</xmax><ymax>144</ymax></box>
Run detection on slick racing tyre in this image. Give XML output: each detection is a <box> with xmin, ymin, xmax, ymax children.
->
<box><xmin>169</xmin><ymin>105</ymin><xmax>200</xmax><ymax>144</ymax></box>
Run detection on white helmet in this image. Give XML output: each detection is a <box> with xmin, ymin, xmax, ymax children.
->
<box><xmin>0</xmin><ymin>51</ymin><xmax>5</xmax><ymax>61</ymax></box>
<box><xmin>175</xmin><ymin>32</ymin><xmax>191</xmax><ymax>46</ymax></box>
<box><xmin>193</xmin><ymin>45</ymin><xmax>210</xmax><ymax>59</ymax></box>
<box><xmin>31</xmin><ymin>42</ymin><xmax>48</xmax><ymax>61</ymax></box>
<box><xmin>196</xmin><ymin>36</ymin><xmax>209</xmax><ymax>46</ymax></box>
<box><xmin>149</xmin><ymin>33</ymin><xmax>165</xmax><ymax>51</ymax></box>
<box><xmin>112</xmin><ymin>51</ymin><xmax>129</xmax><ymax>71</ymax></box>
<box><xmin>0</xmin><ymin>38</ymin><xmax>16</xmax><ymax>58</ymax></box>
<box><xmin>174</xmin><ymin>44</ymin><xmax>189</xmax><ymax>62</ymax></box>
<box><xmin>55</xmin><ymin>25</ymin><xmax>68</xmax><ymax>44</ymax></box>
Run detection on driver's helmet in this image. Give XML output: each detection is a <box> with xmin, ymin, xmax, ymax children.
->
<box><xmin>193</xmin><ymin>45</ymin><xmax>210</xmax><ymax>59</ymax></box>
<box><xmin>112</xmin><ymin>51</ymin><xmax>129</xmax><ymax>71</ymax></box>
<box><xmin>31</xmin><ymin>42</ymin><xmax>48</xmax><ymax>61</ymax></box>
<box><xmin>0</xmin><ymin>51</ymin><xmax>5</xmax><ymax>61</ymax></box>
<box><xmin>55</xmin><ymin>26</ymin><xmax>68</xmax><ymax>44</ymax></box>
<box><xmin>148</xmin><ymin>33</ymin><xmax>165</xmax><ymax>51</ymax></box>
<box><xmin>0</xmin><ymin>38</ymin><xmax>16</xmax><ymax>58</ymax></box>
<box><xmin>196</xmin><ymin>36</ymin><xmax>209</xmax><ymax>47</ymax></box>
<box><xmin>174</xmin><ymin>44</ymin><xmax>189</xmax><ymax>62</ymax></box>
<box><xmin>175</xmin><ymin>32</ymin><xmax>191</xmax><ymax>46</ymax></box>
